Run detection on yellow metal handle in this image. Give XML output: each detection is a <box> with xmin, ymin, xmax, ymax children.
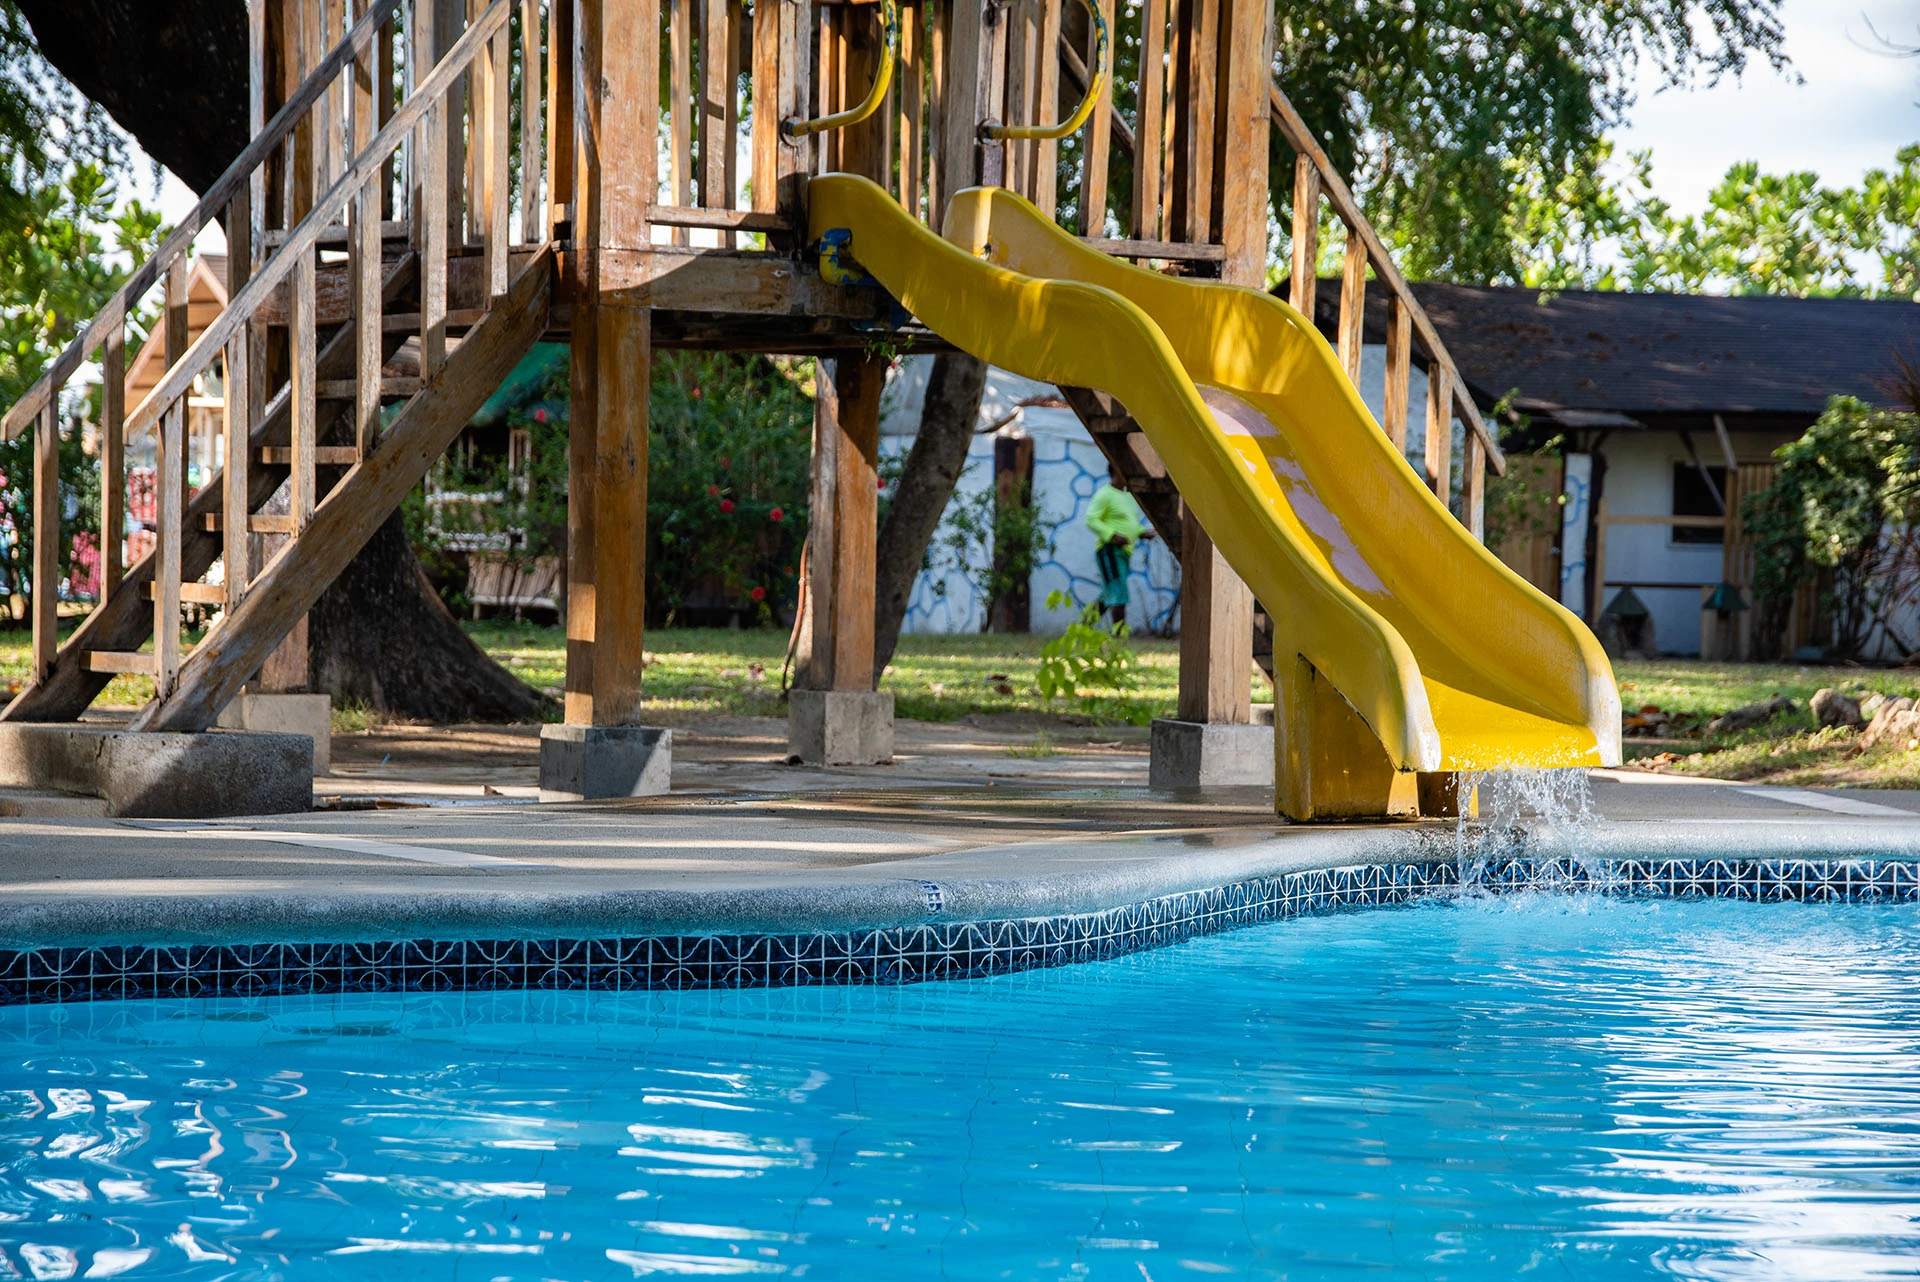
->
<box><xmin>784</xmin><ymin>0</ymin><xmax>900</xmax><ymax>139</ymax></box>
<box><xmin>983</xmin><ymin>0</ymin><xmax>1109</xmax><ymax>142</ymax></box>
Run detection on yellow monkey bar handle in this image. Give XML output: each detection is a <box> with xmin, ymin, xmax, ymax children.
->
<box><xmin>982</xmin><ymin>0</ymin><xmax>1110</xmax><ymax>142</ymax></box>
<box><xmin>783</xmin><ymin>0</ymin><xmax>900</xmax><ymax>139</ymax></box>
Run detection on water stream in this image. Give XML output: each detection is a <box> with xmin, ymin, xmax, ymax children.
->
<box><xmin>1453</xmin><ymin>767</ymin><xmax>1605</xmax><ymax>888</ymax></box>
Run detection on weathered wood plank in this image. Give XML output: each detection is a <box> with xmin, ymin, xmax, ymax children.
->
<box><xmin>670</xmin><ymin>0</ymin><xmax>694</xmax><ymax>241</ymax></box>
<box><xmin>84</xmin><ymin>652</ymin><xmax>157</xmax><ymax>676</ymax></box>
<box><xmin>519</xmin><ymin>0</ymin><xmax>541</xmax><ymax>241</ymax></box>
<box><xmin>224</xmin><ymin>327</ymin><xmax>250</xmax><ymax>607</ymax></box>
<box><xmin>1215</xmin><ymin>0</ymin><xmax>1266</xmax><ymax>285</ymax></box>
<box><xmin>1464</xmin><ymin>430</ymin><xmax>1485</xmax><ymax>539</ymax></box>
<box><xmin>482</xmin><ymin>20</ymin><xmax>512</xmax><ymax>293</ymax></box>
<box><xmin>135</xmin><ymin>247</ymin><xmax>553</xmax><ymax>734</ymax></box>
<box><xmin>1033</xmin><ymin>0</ymin><xmax>1062</xmax><ymax>218</ymax></box>
<box><xmin>545</xmin><ymin>0</ymin><xmax>573</xmax><ymax>222</ymax></box>
<box><xmin>421</xmin><ymin>96</ymin><xmax>449</xmax><ymax>378</ymax></box>
<box><xmin>939</xmin><ymin>0</ymin><xmax>984</xmax><ymax>201</ymax></box>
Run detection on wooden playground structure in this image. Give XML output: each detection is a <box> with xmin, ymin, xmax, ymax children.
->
<box><xmin>0</xmin><ymin>0</ymin><xmax>1503</xmax><ymax>809</ymax></box>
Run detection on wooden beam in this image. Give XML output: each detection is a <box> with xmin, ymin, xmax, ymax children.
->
<box><xmin>31</xmin><ymin>401</ymin><xmax>59</xmax><ymax>681</ymax></box>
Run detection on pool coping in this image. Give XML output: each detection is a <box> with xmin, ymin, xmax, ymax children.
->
<box><xmin>3</xmin><ymin>819</ymin><xmax>1919</xmax><ymax>1004</ymax></box>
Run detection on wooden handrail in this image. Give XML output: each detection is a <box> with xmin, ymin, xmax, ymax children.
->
<box><xmin>121</xmin><ymin>0</ymin><xmax>513</xmax><ymax>447</ymax></box>
<box><xmin>0</xmin><ymin>0</ymin><xmax>403</xmax><ymax>443</ymax></box>
<box><xmin>1267</xmin><ymin>79</ymin><xmax>1503</xmax><ymax>474</ymax></box>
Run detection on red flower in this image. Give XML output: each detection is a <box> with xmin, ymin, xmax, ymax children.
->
<box><xmin>720</xmin><ymin>456</ymin><xmax>732</xmax><ymax>469</ymax></box>
<box><xmin>750</xmin><ymin>586</ymin><xmax>766</xmax><ymax>602</ymax></box>
<box><xmin>707</xmin><ymin>484</ymin><xmax>721</xmax><ymax>498</ymax></box>
<box><xmin>720</xmin><ymin>498</ymin><xmax>735</xmax><ymax>514</ymax></box>
<box><xmin>533</xmin><ymin>408</ymin><xmax>547</xmax><ymax>424</ymax></box>
<box><xmin>769</xmin><ymin>507</ymin><xmax>785</xmax><ymax>523</ymax></box>
<box><xmin>877</xmin><ymin>476</ymin><xmax>887</xmax><ymax>490</ymax></box>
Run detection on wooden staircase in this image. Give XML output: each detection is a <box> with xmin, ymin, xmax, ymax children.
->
<box><xmin>0</xmin><ymin>0</ymin><xmax>551</xmax><ymax>733</ymax></box>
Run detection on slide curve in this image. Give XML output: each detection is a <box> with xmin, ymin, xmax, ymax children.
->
<box><xmin>808</xmin><ymin>173</ymin><xmax>1619</xmax><ymax>774</ymax></box>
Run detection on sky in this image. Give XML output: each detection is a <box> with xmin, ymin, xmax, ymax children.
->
<box><xmin>153</xmin><ymin>0</ymin><xmax>1920</xmax><ymax>242</ymax></box>
<box><xmin>1612</xmin><ymin>0</ymin><xmax>1920</xmax><ymax>212</ymax></box>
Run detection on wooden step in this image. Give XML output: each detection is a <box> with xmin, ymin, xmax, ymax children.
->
<box><xmin>315</xmin><ymin>377</ymin><xmax>420</xmax><ymax>401</ymax></box>
<box><xmin>261</xmin><ymin>219</ymin><xmax>412</xmax><ymax>249</ymax></box>
<box><xmin>84</xmin><ymin>651</ymin><xmax>156</xmax><ymax>676</ymax></box>
<box><xmin>258</xmin><ymin>445</ymin><xmax>361</xmax><ymax>466</ymax></box>
<box><xmin>141</xmin><ymin>582</ymin><xmax>227</xmax><ymax>606</ymax></box>
<box><xmin>200</xmin><ymin>513</ymin><xmax>300</xmax><ymax>534</ymax></box>
<box><xmin>384</xmin><ymin>309</ymin><xmax>487</xmax><ymax>332</ymax></box>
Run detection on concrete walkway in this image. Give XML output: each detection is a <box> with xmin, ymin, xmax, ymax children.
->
<box><xmin>2</xmin><ymin>716</ymin><xmax>1919</xmax><ymax>946</ymax></box>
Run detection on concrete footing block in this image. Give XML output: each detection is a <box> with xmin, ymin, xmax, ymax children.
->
<box><xmin>1149</xmin><ymin>718</ymin><xmax>1274</xmax><ymax>789</ymax></box>
<box><xmin>0</xmin><ymin>724</ymin><xmax>312</xmax><ymax>818</ymax></box>
<box><xmin>789</xmin><ymin>690</ymin><xmax>894</xmax><ymax>765</ymax></box>
<box><xmin>216</xmin><ymin>692</ymin><xmax>333</xmax><ymax>773</ymax></box>
<box><xmin>538</xmin><ymin>724</ymin><xmax>672</xmax><ymax>801</ymax></box>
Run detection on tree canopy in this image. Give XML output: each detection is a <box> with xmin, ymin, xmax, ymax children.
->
<box><xmin>1265</xmin><ymin>0</ymin><xmax>1790</xmax><ymax>282</ymax></box>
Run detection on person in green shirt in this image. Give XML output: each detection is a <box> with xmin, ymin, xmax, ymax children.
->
<box><xmin>1085</xmin><ymin>464</ymin><xmax>1153</xmax><ymax>626</ymax></box>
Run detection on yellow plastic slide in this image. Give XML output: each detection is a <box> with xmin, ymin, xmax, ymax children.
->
<box><xmin>808</xmin><ymin>174</ymin><xmax>1619</xmax><ymax>810</ymax></box>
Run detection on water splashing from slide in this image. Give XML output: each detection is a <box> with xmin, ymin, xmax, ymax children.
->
<box><xmin>1453</xmin><ymin>768</ymin><xmax>1604</xmax><ymax>888</ymax></box>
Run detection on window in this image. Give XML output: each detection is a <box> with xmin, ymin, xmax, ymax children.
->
<box><xmin>1671</xmin><ymin>462</ymin><xmax>1726</xmax><ymax>545</ymax></box>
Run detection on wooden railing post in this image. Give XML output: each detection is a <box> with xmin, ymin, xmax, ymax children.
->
<box><xmin>353</xmin><ymin>7</ymin><xmax>383</xmax><ymax>457</ymax></box>
<box><xmin>156</xmin><ymin>401</ymin><xmax>184</xmax><ymax>699</ymax></box>
<box><xmin>519</xmin><ymin>0</ymin><xmax>542</xmax><ymax>242</ymax></box>
<box><xmin>100</xmin><ymin>326</ymin><xmax>125</xmax><ymax>603</ymax></box>
<box><xmin>1337</xmin><ymin>226</ymin><xmax>1365</xmax><ymax>384</ymax></box>
<box><xmin>1288</xmin><ymin>153</ymin><xmax>1318</xmax><ymax>317</ymax></box>
<box><xmin>482</xmin><ymin>10</ymin><xmax>511</xmax><ymax>294</ymax></box>
<box><xmin>1425</xmin><ymin>363</ymin><xmax>1452</xmax><ymax>505</ymax></box>
<box><xmin>1382</xmin><ymin>294</ymin><xmax>1412</xmax><ymax>452</ymax></box>
<box><xmin>32</xmin><ymin>398</ymin><xmax>59</xmax><ymax>681</ymax></box>
<box><xmin>1130</xmin><ymin>0</ymin><xmax>1165</xmax><ymax>240</ymax></box>
<box><xmin>224</xmin><ymin>328</ymin><xmax>251</xmax><ymax>606</ymax></box>
<box><xmin>291</xmin><ymin>251</ymin><xmax>318</xmax><ymax>529</ymax></box>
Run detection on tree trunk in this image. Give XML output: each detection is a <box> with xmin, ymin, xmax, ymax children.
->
<box><xmin>19</xmin><ymin>0</ymin><xmax>552</xmax><ymax>723</ymax></box>
<box><xmin>307</xmin><ymin>512</ymin><xmax>549</xmax><ymax>720</ymax></box>
<box><xmin>872</xmin><ymin>352</ymin><xmax>988</xmax><ymax>682</ymax></box>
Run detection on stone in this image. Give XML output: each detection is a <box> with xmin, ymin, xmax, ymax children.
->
<box><xmin>1149</xmin><ymin>719</ymin><xmax>1274</xmax><ymax>789</ymax></box>
<box><xmin>215</xmin><ymin>692</ymin><xmax>333</xmax><ymax>773</ymax></box>
<box><xmin>1862</xmin><ymin>706</ymin><xmax>1920</xmax><ymax>752</ymax></box>
<box><xmin>788</xmin><ymin>690</ymin><xmax>894</xmax><ymax>766</ymax></box>
<box><xmin>1810</xmin><ymin>687</ymin><xmax>1865</xmax><ymax>730</ymax></box>
<box><xmin>1861</xmin><ymin>692</ymin><xmax>1888</xmax><ymax>721</ymax></box>
<box><xmin>0</xmin><ymin>724</ymin><xmax>311</xmax><ymax>817</ymax></box>
<box><xmin>538</xmin><ymin>724</ymin><xmax>672</xmax><ymax>801</ymax></box>
<box><xmin>1705</xmin><ymin>695</ymin><xmax>1796</xmax><ymax>736</ymax></box>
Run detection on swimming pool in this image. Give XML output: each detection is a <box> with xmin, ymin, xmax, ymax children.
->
<box><xmin>3</xmin><ymin>895</ymin><xmax>1917</xmax><ymax>1279</ymax></box>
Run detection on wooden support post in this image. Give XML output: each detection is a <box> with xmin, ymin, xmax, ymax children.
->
<box><xmin>32</xmin><ymin>400</ymin><xmax>59</xmax><ymax>681</ymax></box>
<box><xmin>897</xmin><ymin>0</ymin><xmax>923</xmax><ymax>215</ymax></box>
<box><xmin>938</xmin><ymin>0</ymin><xmax>987</xmax><ymax>199</ymax></box>
<box><xmin>1288</xmin><ymin>154</ymin><xmax>1318</xmax><ymax>318</ymax></box>
<box><xmin>1275</xmin><ymin>656</ymin><xmax>1418</xmax><ymax>821</ymax></box>
<box><xmin>827</xmin><ymin>355</ymin><xmax>883</xmax><ymax>691</ymax></box>
<box><xmin>1079</xmin><ymin>0</ymin><xmax>1113</xmax><ymax>236</ymax></box>
<box><xmin>564</xmin><ymin>0</ymin><xmax>657</xmax><ymax>727</ymax></box>
<box><xmin>100</xmin><ymin>324</ymin><xmax>125</xmax><ymax>603</ymax></box>
<box><xmin>1337</xmin><ymin>225</ymin><xmax>1366</xmax><ymax>385</ymax></box>
<box><xmin>1382</xmin><ymin>293</ymin><xmax>1412</xmax><ymax>451</ymax></box>
<box><xmin>1425</xmin><ymin>362</ymin><xmax>1451</xmax><ymax>505</ymax></box>
<box><xmin>1032</xmin><ymin>0</ymin><xmax>1062</xmax><ymax>219</ymax></box>
<box><xmin>546</xmin><ymin>0</ymin><xmax>573</xmax><ymax>229</ymax></box>
<box><xmin>1176</xmin><ymin>505</ymin><xmax>1251</xmax><ymax>724</ymax></box>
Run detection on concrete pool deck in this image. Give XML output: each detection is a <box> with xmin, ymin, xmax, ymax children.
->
<box><xmin>3</xmin><ymin>745</ymin><xmax>1920</xmax><ymax>947</ymax></box>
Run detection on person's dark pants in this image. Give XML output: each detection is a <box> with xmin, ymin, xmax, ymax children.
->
<box><xmin>1095</xmin><ymin>542</ymin><xmax>1129</xmax><ymax>628</ymax></box>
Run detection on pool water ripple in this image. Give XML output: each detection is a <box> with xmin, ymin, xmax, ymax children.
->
<box><xmin>1</xmin><ymin>896</ymin><xmax>1918</xmax><ymax>1279</ymax></box>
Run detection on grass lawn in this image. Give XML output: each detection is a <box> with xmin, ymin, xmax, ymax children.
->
<box><xmin>13</xmin><ymin>612</ymin><xmax>1920</xmax><ymax>786</ymax></box>
<box><xmin>468</xmin><ymin>619</ymin><xmax>1269</xmax><ymax>725</ymax></box>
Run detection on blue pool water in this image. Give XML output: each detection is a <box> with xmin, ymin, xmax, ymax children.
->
<box><xmin>3</xmin><ymin>896</ymin><xmax>1919</xmax><ymax>1279</ymax></box>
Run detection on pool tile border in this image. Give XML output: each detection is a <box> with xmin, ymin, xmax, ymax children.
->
<box><xmin>2</xmin><ymin>856</ymin><xmax>1915</xmax><ymax>1005</ymax></box>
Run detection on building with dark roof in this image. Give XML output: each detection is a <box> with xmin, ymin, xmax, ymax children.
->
<box><xmin>1305</xmin><ymin>282</ymin><xmax>1920</xmax><ymax>659</ymax></box>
